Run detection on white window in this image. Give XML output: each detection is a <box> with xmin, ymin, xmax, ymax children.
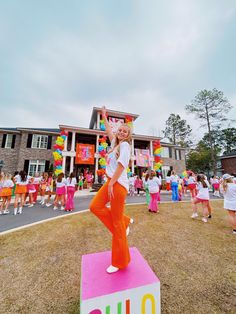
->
<box><xmin>5</xmin><ymin>134</ymin><xmax>13</xmax><ymax>148</ymax></box>
<box><xmin>32</xmin><ymin>134</ymin><xmax>48</xmax><ymax>149</ymax></box>
<box><xmin>28</xmin><ymin>160</ymin><xmax>46</xmax><ymax>176</ymax></box>
<box><xmin>162</xmin><ymin>165</ymin><xmax>171</xmax><ymax>179</ymax></box>
<box><xmin>161</xmin><ymin>147</ymin><xmax>170</xmax><ymax>158</ymax></box>
<box><xmin>175</xmin><ymin>150</ymin><xmax>181</xmax><ymax>160</ymax></box>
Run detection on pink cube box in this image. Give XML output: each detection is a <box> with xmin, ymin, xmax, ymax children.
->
<box><xmin>81</xmin><ymin>247</ymin><xmax>160</xmax><ymax>314</ymax></box>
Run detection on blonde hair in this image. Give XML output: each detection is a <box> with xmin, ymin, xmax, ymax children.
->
<box><xmin>109</xmin><ymin>123</ymin><xmax>132</xmax><ymax>159</ymax></box>
<box><xmin>222</xmin><ymin>178</ymin><xmax>233</xmax><ymax>192</ymax></box>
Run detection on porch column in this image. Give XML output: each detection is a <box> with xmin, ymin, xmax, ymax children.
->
<box><xmin>97</xmin><ymin>111</ymin><xmax>101</xmax><ymax>130</ymax></box>
<box><xmin>71</xmin><ymin>131</ymin><xmax>76</xmax><ymax>152</ymax></box>
<box><xmin>95</xmin><ymin>134</ymin><xmax>100</xmax><ymax>183</ymax></box>
<box><xmin>70</xmin><ymin>156</ymin><xmax>74</xmax><ymax>174</ymax></box>
<box><xmin>131</xmin><ymin>139</ymin><xmax>135</xmax><ymax>173</ymax></box>
<box><xmin>62</xmin><ymin>156</ymin><xmax>66</xmax><ymax>173</ymax></box>
<box><xmin>150</xmin><ymin>140</ymin><xmax>154</xmax><ymax>170</ymax></box>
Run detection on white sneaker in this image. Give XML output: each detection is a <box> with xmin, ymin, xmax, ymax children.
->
<box><xmin>191</xmin><ymin>213</ymin><xmax>198</xmax><ymax>218</ymax></box>
<box><xmin>60</xmin><ymin>206</ymin><xmax>65</xmax><ymax>211</ymax></box>
<box><xmin>14</xmin><ymin>208</ymin><xmax>18</xmax><ymax>215</ymax></box>
<box><xmin>106</xmin><ymin>265</ymin><xmax>119</xmax><ymax>274</ymax></box>
<box><xmin>18</xmin><ymin>207</ymin><xmax>23</xmax><ymax>214</ymax></box>
<box><xmin>46</xmin><ymin>203</ymin><xmax>52</xmax><ymax>207</ymax></box>
<box><xmin>3</xmin><ymin>210</ymin><xmax>10</xmax><ymax>214</ymax></box>
<box><xmin>53</xmin><ymin>206</ymin><xmax>58</xmax><ymax>210</ymax></box>
<box><xmin>41</xmin><ymin>202</ymin><xmax>45</xmax><ymax>206</ymax></box>
<box><xmin>28</xmin><ymin>204</ymin><xmax>34</xmax><ymax>208</ymax></box>
<box><xmin>202</xmin><ymin>217</ymin><xmax>208</xmax><ymax>223</ymax></box>
<box><xmin>232</xmin><ymin>230</ymin><xmax>236</xmax><ymax>235</ymax></box>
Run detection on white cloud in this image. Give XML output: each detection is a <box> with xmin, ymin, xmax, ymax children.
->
<box><xmin>0</xmin><ymin>0</ymin><xmax>236</xmax><ymax>143</ymax></box>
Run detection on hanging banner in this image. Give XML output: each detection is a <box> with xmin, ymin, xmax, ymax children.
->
<box><xmin>135</xmin><ymin>149</ymin><xmax>151</xmax><ymax>167</ymax></box>
<box><xmin>75</xmin><ymin>144</ymin><xmax>95</xmax><ymax>165</ymax></box>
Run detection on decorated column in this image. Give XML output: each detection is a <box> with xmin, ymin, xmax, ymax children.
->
<box><xmin>52</xmin><ymin>130</ymin><xmax>68</xmax><ymax>176</ymax></box>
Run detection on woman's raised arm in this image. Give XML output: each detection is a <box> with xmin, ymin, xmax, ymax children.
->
<box><xmin>101</xmin><ymin>106</ymin><xmax>115</xmax><ymax>143</ymax></box>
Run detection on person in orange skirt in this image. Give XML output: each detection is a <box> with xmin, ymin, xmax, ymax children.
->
<box><xmin>0</xmin><ymin>173</ymin><xmax>14</xmax><ymax>215</ymax></box>
<box><xmin>14</xmin><ymin>170</ymin><xmax>28</xmax><ymax>215</ymax></box>
<box><xmin>90</xmin><ymin>106</ymin><xmax>133</xmax><ymax>274</ymax></box>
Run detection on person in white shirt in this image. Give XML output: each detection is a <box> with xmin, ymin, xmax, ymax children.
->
<box><xmin>221</xmin><ymin>173</ymin><xmax>236</xmax><ymax>234</ymax></box>
<box><xmin>187</xmin><ymin>173</ymin><xmax>197</xmax><ymax>199</ymax></box>
<box><xmin>0</xmin><ymin>173</ymin><xmax>14</xmax><ymax>214</ymax></box>
<box><xmin>147</xmin><ymin>171</ymin><xmax>160</xmax><ymax>213</ymax></box>
<box><xmin>170</xmin><ymin>170</ymin><xmax>179</xmax><ymax>202</ymax></box>
<box><xmin>53</xmin><ymin>173</ymin><xmax>67</xmax><ymax>211</ymax></box>
<box><xmin>65</xmin><ymin>173</ymin><xmax>77</xmax><ymax>211</ymax></box>
<box><xmin>90</xmin><ymin>106</ymin><xmax>133</xmax><ymax>274</ymax></box>
<box><xmin>14</xmin><ymin>170</ymin><xmax>28</xmax><ymax>215</ymax></box>
<box><xmin>191</xmin><ymin>174</ymin><xmax>211</xmax><ymax>223</ymax></box>
<box><xmin>128</xmin><ymin>175</ymin><xmax>135</xmax><ymax>196</ymax></box>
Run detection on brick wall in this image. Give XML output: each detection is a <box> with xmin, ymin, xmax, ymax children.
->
<box><xmin>161</xmin><ymin>147</ymin><xmax>186</xmax><ymax>174</ymax></box>
<box><xmin>0</xmin><ymin>133</ymin><xmax>21</xmax><ymax>174</ymax></box>
<box><xmin>17</xmin><ymin>132</ymin><xmax>58</xmax><ymax>171</ymax></box>
<box><xmin>0</xmin><ymin>131</ymin><xmax>58</xmax><ymax>174</ymax></box>
<box><xmin>221</xmin><ymin>157</ymin><xmax>236</xmax><ymax>174</ymax></box>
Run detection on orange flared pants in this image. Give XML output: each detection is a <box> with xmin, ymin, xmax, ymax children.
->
<box><xmin>90</xmin><ymin>180</ymin><xmax>131</xmax><ymax>269</ymax></box>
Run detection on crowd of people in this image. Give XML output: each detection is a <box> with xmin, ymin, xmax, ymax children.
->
<box><xmin>0</xmin><ymin>170</ymin><xmax>94</xmax><ymax>215</ymax></box>
<box><xmin>128</xmin><ymin>170</ymin><xmax>236</xmax><ymax>233</ymax></box>
<box><xmin>1</xmin><ymin>168</ymin><xmax>236</xmax><ymax>235</ymax></box>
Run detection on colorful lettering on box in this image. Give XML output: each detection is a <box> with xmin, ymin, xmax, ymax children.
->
<box><xmin>142</xmin><ymin>294</ymin><xmax>156</xmax><ymax>314</ymax></box>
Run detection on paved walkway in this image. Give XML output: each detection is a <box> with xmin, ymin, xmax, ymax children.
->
<box><xmin>0</xmin><ymin>190</ymin><xmax>222</xmax><ymax>234</ymax></box>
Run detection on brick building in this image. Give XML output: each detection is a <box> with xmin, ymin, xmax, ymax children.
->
<box><xmin>0</xmin><ymin>107</ymin><xmax>186</xmax><ymax>179</ymax></box>
<box><xmin>220</xmin><ymin>152</ymin><xmax>236</xmax><ymax>174</ymax></box>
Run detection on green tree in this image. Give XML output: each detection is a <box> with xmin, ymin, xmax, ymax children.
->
<box><xmin>186</xmin><ymin>141</ymin><xmax>214</xmax><ymax>175</ymax></box>
<box><xmin>217</xmin><ymin>128</ymin><xmax>236</xmax><ymax>154</ymax></box>
<box><xmin>163</xmin><ymin>113</ymin><xmax>192</xmax><ymax>147</ymax></box>
<box><xmin>186</xmin><ymin>88</ymin><xmax>232</xmax><ymax>174</ymax></box>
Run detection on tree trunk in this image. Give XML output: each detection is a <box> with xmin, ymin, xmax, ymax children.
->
<box><xmin>205</xmin><ymin>102</ymin><xmax>216</xmax><ymax>174</ymax></box>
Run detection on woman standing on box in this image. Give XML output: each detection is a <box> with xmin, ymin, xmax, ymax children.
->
<box><xmin>90</xmin><ymin>106</ymin><xmax>133</xmax><ymax>274</ymax></box>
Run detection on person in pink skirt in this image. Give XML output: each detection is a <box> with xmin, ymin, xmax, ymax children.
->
<box><xmin>65</xmin><ymin>172</ymin><xmax>77</xmax><ymax>211</ymax></box>
<box><xmin>27</xmin><ymin>176</ymin><xmax>36</xmax><ymax>207</ymax></box>
<box><xmin>53</xmin><ymin>173</ymin><xmax>67</xmax><ymax>211</ymax></box>
<box><xmin>147</xmin><ymin>170</ymin><xmax>160</xmax><ymax>213</ymax></box>
<box><xmin>134</xmin><ymin>175</ymin><xmax>143</xmax><ymax>196</ymax></box>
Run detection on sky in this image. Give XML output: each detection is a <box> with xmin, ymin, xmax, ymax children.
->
<box><xmin>0</xmin><ymin>0</ymin><xmax>236</xmax><ymax>144</ymax></box>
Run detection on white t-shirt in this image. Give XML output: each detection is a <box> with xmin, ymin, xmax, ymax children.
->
<box><xmin>147</xmin><ymin>177</ymin><xmax>160</xmax><ymax>194</ymax></box>
<box><xmin>106</xmin><ymin>140</ymin><xmax>131</xmax><ymax>192</ymax></box>
<box><xmin>56</xmin><ymin>178</ymin><xmax>67</xmax><ymax>188</ymax></box>
<box><xmin>222</xmin><ymin>183</ymin><xmax>236</xmax><ymax>211</ymax></box>
<box><xmin>129</xmin><ymin>177</ymin><xmax>135</xmax><ymax>186</ymax></box>
<box><xmin>2</xmin><ymin>179</ymin><xmax>14</xmax><ymax>188</ymax></box>
<box><xmin>15</xmin><ymin>175</ymin><xmax>28</xmax><ymax>185</ymax></box>
<box><xmin>66</xmin><ymin>177</ymin><xmax>77</xmax><ymax>187</ymax></box>
<box><xmin>170</xmin><ymin>175</ymin><xmax>179</xmax><ymax>183</ymax></box>
<box><xmin>196</xmin><ymin>181</ymin><xmax>210</xmax><ymax>200</ymax></box>
<box><xmin>166</xmin><ymin>176</ymin><xmax>170</xmax><ymax>183</ymax></box>
<box><xmin>188</xmin><ymin>176</ymin><xmax>196</xmax><ymax>184</ymax></box>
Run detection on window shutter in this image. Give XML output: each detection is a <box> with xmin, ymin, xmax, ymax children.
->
<box><xmin>1</xmin><ymin>134</ymin><xmax>6</xmax><ymax>148</ymax></box>
<box><xmin>24</xmin><ymin>160</ymin><xmax>29</xmax><ymax>174</ymax></box>
<box><xmin>47</xmin><ymin>136</ymin><xmax>52</xmax><ymax>149</ymax></box>
<box><xmin>169</xmin><ymin>147</ymin><xmax>172</xmax><ymax>158</ymax></box>
<box><xmin>179</xmin><ymin>150</ymin><xmax>181</xmax><ymax>160</ymax></box>
<box><xmin>45</xmin><ymin>160</ymin><xmax>50</xmax><ymax>172</ymax></box>
<box><xmin>175</xmin><ymin>150</ymin><xmax>177</xmax><ymax>159</ymax></box>
<box><xmin>27</xmin><ymin>134</ymin><xmax>32</xmax><ymax>148</ymax></box>
<box><xmin>11</xmin><ymin>135</ymin><xmax>16</xmax><ymax>148</ymax></box>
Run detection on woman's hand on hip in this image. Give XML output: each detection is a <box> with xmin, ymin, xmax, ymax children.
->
<box><xmin>108</xmin><ymin>182</ymin><xmax>114</xmax><ymax>200</ymax></box>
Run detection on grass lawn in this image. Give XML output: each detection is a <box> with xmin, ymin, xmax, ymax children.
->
<box><xmin>0</xmin><ymin>200</ymin><xmax>235</xmax><ymax>313</ymax></box>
